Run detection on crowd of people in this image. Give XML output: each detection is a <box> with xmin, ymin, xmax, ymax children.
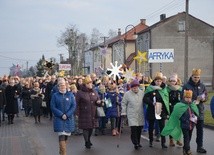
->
<box><xmin>0</xmin><ymin>68</ymin><xmax>210</xmax><ymax>155</ymax></box>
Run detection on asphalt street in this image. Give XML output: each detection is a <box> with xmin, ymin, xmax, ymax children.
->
<box><xmin>0</xmin><ymin>112</ymin><xmax>214</xmax><ymax>155</ymax></box>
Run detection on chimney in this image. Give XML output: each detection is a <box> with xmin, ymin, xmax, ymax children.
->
<box><xmin>160</xmin><ymin>14</ymin><xmax>166</xmax><ymax>21</ymax></box>
<box><xmin>140</xmin><ymin>19</ymin><xmax>146</xmax><ymax>25</ymax></box>
<box><xmin>118</xmin><ymin>28</ymin><xmax>121</xmax><ymax>36</ymax></box>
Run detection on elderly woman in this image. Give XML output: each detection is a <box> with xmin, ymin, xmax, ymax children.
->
<box><xmin>121</xmin><ymin>79</ymin><xmax>144</xmax><ymax>150</ymax></box>
<box><xmin>51</xmin><ymin>78</ymin><xmax>76</xmax><ymax>155</ymax></box>
<box><xmin>75</xmin><ymin>76</ymin><xmax>100</xmax><ymax>149</ymax></box>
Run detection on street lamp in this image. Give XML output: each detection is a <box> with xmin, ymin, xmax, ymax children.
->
<box><xmin>124</xmin><ymin>24</ymin><xmax>138</xmax><ymax>72</ymax></box>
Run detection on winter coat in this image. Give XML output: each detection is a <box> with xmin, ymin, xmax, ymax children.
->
<box><xmin>4</xmin><ymin>85</ymin><xmax>19</xmax><ymax>114</ymax></box>
<box><xmin>30</xmin><ymin>88</ymin><xmax>44</xmax><ymax>116</ymax></box>
<box><xmin>167</xmin><ymin>85</ymin><xmax>182</xmax><ymax>113</ymax></box>
<box><xmin>105</xmin><ymin>91</ymin><xmax>121</xmax><ymax>118</ymax></box>
<box><xmin>121</xmin><ymin>89</ymin><xmax>144</xmax><ymax>126</ymax></box>
<box><xmin>75</xmin><ymin>85</ymin><xmax>99</xmax><ymax>129</ymax></box>
<box><xmin>0</xmin><ymin>85</ymin><xmax>6</xmax><ymax>109</ymax></box>
<box><xmin>45</xmin><ymin>81</ymin><xmax>56</xmax><ymax>103</ymax></box>
<box><xmin>21</xmin><ymin>86</ymin><xmax>32</xmax><ymax>108</ymax></box>
<box><xmin>182</xmin><ymin>77</ymin><xmax>208</xmax><ymax>120</ymax></box>
<box><xmin>143</xmin><ymin>81</ymin><xmax>169</xmax><ymax>120</ymax></box>
<box><xmin>51</xmin><ymin>91</ymin><xmax>76</xmax><ymax>133</ymax></box>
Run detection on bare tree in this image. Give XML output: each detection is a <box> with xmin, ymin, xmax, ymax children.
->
<box><xmin>108</xmin><ymin>29</ymin><xmax>117</xmax><ymax>39</ymax></box>
<box><xmin>58</xmin><ymin>25</ymin><xmax>88</xmax><ymax>75</ymax></box>
<box><xmin>89</xmin><ymin>28</ymin><xmax>103</xmax><ymax>47</ymax></box>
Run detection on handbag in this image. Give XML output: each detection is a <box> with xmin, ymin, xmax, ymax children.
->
<box><xmin>105</xmin><ymin>98</ymin><xmax>112</xmax><ymax>108</ymax></box>
<box><xmin>97</xmin><ymin>107</ymin><xmax>105</xmax><ymax>117</ymax></box>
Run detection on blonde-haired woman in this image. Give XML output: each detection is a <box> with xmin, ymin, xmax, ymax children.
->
<box><xmin>51</xmin><ymin>79</ymin><xmax>76</xmax><ymax>155</ymax></box>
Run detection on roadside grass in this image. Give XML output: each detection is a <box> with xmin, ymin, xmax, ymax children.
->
<box><xmin>205</xmin><ymin>91</ymin><xmax>214</xmax><ymax>105</ymax></box>
<box><xmin>204</xmin><ymin>110</ymin><xmax>214</xmax><ymax>126</ymax></box>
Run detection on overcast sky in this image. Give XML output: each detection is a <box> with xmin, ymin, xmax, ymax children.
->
<box><xmin>0</xmin><ymin>0</ymin><xmax>213</xmax><ymax>76</ymax></box>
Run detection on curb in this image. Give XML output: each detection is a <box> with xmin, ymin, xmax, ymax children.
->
<box><xmin>204</xmin><ymin>124</ymin><xmax>214</xmax><ymax>130</ymax></box>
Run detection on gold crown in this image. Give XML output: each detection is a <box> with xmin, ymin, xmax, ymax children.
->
<box><xmin>154</xmin><ymin>72</ymin><xmax>163</xmax><ymax>80</ymax></box>
<box><xmin>184</xmin><ymin>90</ymin><xmax>193</xmax><ymax>98</ymax></box>
<box><xmin>192</xmin><ymin>69</ymin><xmax>201</xmax><ymax>76</ymax></box>
<box><xmin>83</xmin><ymin>76</ymin><xmax>92</xmax><ymax>84</ymax></box>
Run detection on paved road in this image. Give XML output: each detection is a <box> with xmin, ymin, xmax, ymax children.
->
<box><xmin>0</xmin><ymin>112</ymin><xmax>214</xmax><ymax>155</ymax></box>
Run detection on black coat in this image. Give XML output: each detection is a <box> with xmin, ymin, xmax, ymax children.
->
<box><xmin>0</xmin><ymin>85</ymin><xmax>6</xmax><ymax>109</ymax></box>
<box><xmin>4</xmin><ymin>85</ymin><xmax>18</xmax><ymax>114</ymax></box>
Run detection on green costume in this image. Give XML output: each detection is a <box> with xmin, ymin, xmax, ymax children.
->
<box><xmin>145</xmin><ymin>85</ymin><xmax>170</xmax><ymax>115</ymax></box>
<box><xmin>161</xmin><ymin>102</ymin><xmax>199</xmax><ymax>140</ymax></box>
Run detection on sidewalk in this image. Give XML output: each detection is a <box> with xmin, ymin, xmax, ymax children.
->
<box><xmin>0</xmin><ymin>115</ymin><xmax>35</xmax><ymax>155</ymax></box>
<box><xmin>0</xmin><ymin>112</ymin><xmax>57</xmax><ymax>155</ymax></box>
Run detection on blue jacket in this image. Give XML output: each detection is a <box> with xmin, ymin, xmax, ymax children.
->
<box><xmin>210</xmin><ymin>96</ymin><xmax>214</xmax><ymax>118</ymax></box>
<box><xmin>51</xmin><ymin>91</ymin><xmax>76</xmax><ymax>132</ymax></box>
<box><xmin>105</xmin><ymin>91</ymin><xmax>122</xmax><ymax>118</ymax></box>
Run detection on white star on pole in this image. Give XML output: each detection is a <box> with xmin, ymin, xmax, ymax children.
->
<box><xmin>107</xmin><ymin>61</ymin><xmax>123</xmax><ymax>80</ymax></box>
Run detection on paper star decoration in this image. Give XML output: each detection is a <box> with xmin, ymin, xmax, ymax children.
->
<box><xmin>123</xmin><ymin>68</ymin><xmax>135</xmax><ymax>82</ymax></box>
<box><xmin>133</xmin><ymin>51</ymin><xmax>148</xmax><ymax>64</ymax></box>
<box><xmin>58</xmin><ymin>70</ymin><xmax>65</xmax><ymax>77</ymax></box>
<box><xmin>107</xmin><ymin>61</ymin><xmax>123</xmax><ymax>80</ymax></box>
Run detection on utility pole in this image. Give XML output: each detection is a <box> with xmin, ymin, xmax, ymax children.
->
<box><xmin>100</xmin><ymin>36</ymin><xmax>109</xmax><ymax>70</ymax></box>
<box><xmin>184</xmin><ymin>0</ymin><xmax>189</xmax><ymax>82</ymax></box>
<box><xmin>59</xmin><ymin>54</ymin><xmax>64</xmax><ymax>63</ymax></box>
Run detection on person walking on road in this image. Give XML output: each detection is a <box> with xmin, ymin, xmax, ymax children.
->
<box><xmin>121</xmin><ymin>79</ymin><xmax>144</xmax><ymax>150</ymax></box>
<box><xmin>30</xmin><ymin>81</ymin><xmax>44</xmax><ymax>124</ymax></box>
<box><xmin>182</xmin><ymin>69</ymin><xmax>208</xmax><ymax>154</ymax></box>
<box><xmin>143</xmin><ymin>72</ymin><xmax>170</xmax><ymax>149</ymax></box>
<box><xmin>0</xmin><ymin>84</ymin><xmax>6</xmax><ymax>126</ymax></box>
<box><xmin>51</xmin><ymin>78</ymin><xmax>76</xmax><ymax>155</ymax></box>
<box><xmin>4</xmin><ymin>78</ymin><xmax>19</xmax><ymax>124</ymax></box>
<box><xmin>75</xmin><ymin>76</ymin><xmax>101</xmax><ymax>149</ymax></box>
<box><xmin>161</xmin><ymin>90</ymin><xmax>199</xmax><ymax>155</ymax></box>
<box><xmin>167</xmin><ymin>73</ymin><xmax>183</xmax><ymax>147</ymax></box>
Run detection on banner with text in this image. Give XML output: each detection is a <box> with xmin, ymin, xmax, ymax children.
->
<box><xmin>148</xmin><ymin>49</ymin><xmax>174</xmax><ymax>63</ymax></box>
<box><xmin>59</xmin><ymin>64</ymin><xmax>71</xmax><ymax>71</ymax></box>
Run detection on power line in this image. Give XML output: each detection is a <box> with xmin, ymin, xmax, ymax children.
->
<box><xmin>0</xmin><ymin>54</ymin><xmax>37</xmax><ymax>61</ymax></box>
<box><xmin>0</xmin><ymin>49</ymin><xmax>62</xmax><ymax>54</ymax></box>
<box><xmin>145</xmin><ymin>0</ymin><xmax>183</xmax><ymax>19</ymax></box>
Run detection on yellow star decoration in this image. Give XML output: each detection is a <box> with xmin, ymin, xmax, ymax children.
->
<box><xmin>133</xmin><ymin>51</ymin><xmax>148</xmax><ymax>64</ymax></box>
<box><xmin>58</xmin><ymin>70</ymin><xmax>65</xmax><ymax>77</ymax></box>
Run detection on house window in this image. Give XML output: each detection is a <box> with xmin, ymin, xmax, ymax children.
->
<box><xmin>178</xmin><ymin>21</ymin><xmax>185</xmax><ymax>32</ymax></box>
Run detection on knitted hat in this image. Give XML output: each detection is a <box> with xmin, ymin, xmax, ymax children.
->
<box><xmin>183</xmin><ymin>90</ymin><xmax>193</xmax><ymax>98</ymax></box>
<box><xmin>154</xmin><ymin>72</ymin><xmax>163</xmax><ymax>80</ymax></box>
<box><xmin>130</xmin><ymin>79</ymin><xmax>140</xmax><ymax>88</ymax></box>
<box><xmin>192</xmin><ymin>69</ymin><xmax>201</xmax><ymax>76</ymax></box>
<box><xmin>83</xmin><ymin>76</ymin><xmax>92</xmax><ymax>84</ymax></box>
<box><xmin>169</xmin><ymin>73</ymin><xmax>178</xmax><ymax>82</ymax></box>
